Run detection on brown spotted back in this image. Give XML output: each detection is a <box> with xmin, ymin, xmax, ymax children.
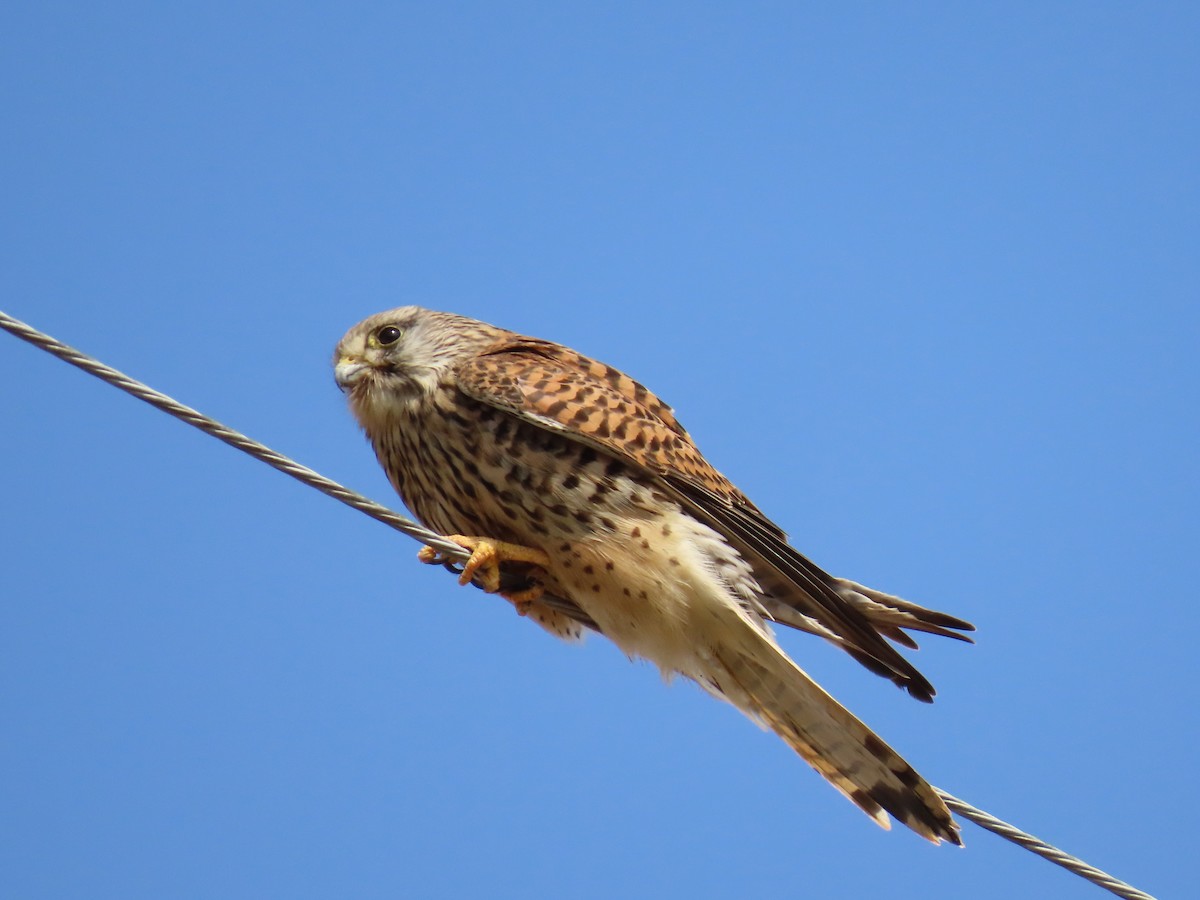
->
<box><xmin>454</xmin><ymin>335</ymin><xmax>942</xmax><ymax>700</ymax></box>
<box><xmin>457</xmin><ymin>338</ymin><xmax>758</xmax><ymax>510</ymax></box>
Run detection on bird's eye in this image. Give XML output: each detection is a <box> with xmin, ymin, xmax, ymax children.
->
<box><xmin>376</xmin><ymin>325</ymin><xmax>403</xmax><ymax>346</ymax></box>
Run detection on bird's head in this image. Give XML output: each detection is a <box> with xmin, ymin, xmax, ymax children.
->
<box><xmin>333</xmin><ymin>306</ymin><xmax>501</xmax><ymax>418</ymax></box>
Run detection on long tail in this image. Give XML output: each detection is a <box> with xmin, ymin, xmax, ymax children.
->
<box><xmin>709</xmin><ymin>622</ymin><xmax>961</xmax><ymax>845</ymax></box>
<box><xmin>834</xmin><ymin>578</ymin><xmax>976</xmax><ymax>649</ymax></box>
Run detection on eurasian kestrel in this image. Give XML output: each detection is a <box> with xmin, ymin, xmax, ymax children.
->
<box><xmin>333</xmin><ymin>307</ymin><xmax>973</xmax><ymax>844</ymax></box>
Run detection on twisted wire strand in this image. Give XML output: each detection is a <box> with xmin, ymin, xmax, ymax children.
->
<box><xmin>1</xmin><ymin>309</ymin><xmax>469</xmax><ymax>562</ymax></box>
<box><xmin>936</xmin><ymin>791</ymin><xmax>1155</xmax><ymax>900</ymax></box>
<box><xmin>0</xmin><ymin>308</ymin><xmax>1157</xmax><ymax>900</ymax></box>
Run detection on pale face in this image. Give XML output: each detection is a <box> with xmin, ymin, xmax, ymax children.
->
<box><xmin>334</xmin><ymin>306</ymin><xmax>464</xmax><ymax>422</ymax></box>
<box><xmin>333</xmin><ymin>305</ymin><xmax>505</xmax><ymax>420</ymax></box>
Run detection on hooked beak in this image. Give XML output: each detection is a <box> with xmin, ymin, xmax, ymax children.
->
<box><xmin>334</xmin><ymin>356</ymin><xmax>369</xmax><ymax>392</ymax></box>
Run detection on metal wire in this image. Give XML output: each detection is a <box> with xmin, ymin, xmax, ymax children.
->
<box><xmin>0</xmin><ymin>309</ymin><xmax>470</xmax><ymax>562</ymax></box>
<box><xmin>0</xmin><ymin>308</ymin><xmax>1158</xmax><ymax>900</ymax></box>
<box><xmin>937</xmin><ymin>790</ymin><xmax>1156</xmax><ymax>900</ymax></box>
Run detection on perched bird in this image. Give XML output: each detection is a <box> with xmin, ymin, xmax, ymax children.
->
<box><xmin>334</xmin><ymin>306</ymin><xmax>974</xmax><ymax>844</ymax></box>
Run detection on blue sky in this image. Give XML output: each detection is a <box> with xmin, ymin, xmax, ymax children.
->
<box><xmin>2</xmin><ymin>3</ymin><xmax>1196</xmax><ymax>898</ymax></box>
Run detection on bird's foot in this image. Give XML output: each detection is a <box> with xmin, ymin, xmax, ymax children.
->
<box><xmin>418</xmin><ymin>535</ymin><xmax>550</xmax><ymax>614</ymax></box>
<box><xmin>502</xmin><ymin>580</ymin><xmax>547</xmax><ymax>616</ymax></box>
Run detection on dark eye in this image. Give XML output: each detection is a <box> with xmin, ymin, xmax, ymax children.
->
<box><xmin>377</xmin><ymin>325</ymin><xmax>403</xmax><ymax>346</ymax></box>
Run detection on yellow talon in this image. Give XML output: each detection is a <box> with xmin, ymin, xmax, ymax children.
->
<box><xmin>418</xmin><ymin>535</ymin><xmax>551</xmax><ymax>614</ymax></box>
<box><xmin>417</xmin><ymin>545</ymin><xmax>446</xmax><ymax>565</ymax></box>
<box><xmin>503</xmin><ymin>581</ymin><xmax>547</xmax><ymax>616</ymax></box>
